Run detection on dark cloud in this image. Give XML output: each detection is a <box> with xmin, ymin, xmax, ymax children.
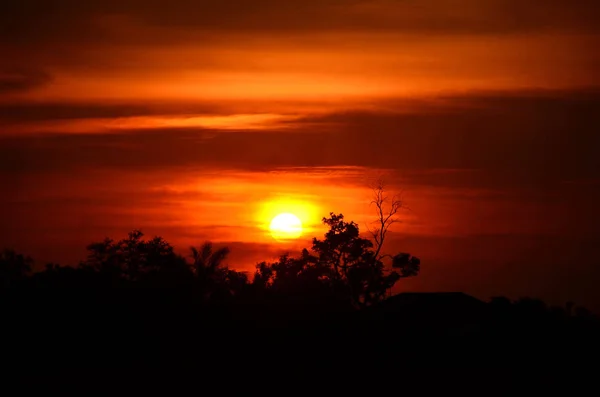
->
<box><xmin>2</xmin><ymin>90</ymin><xmax>600</xmax><ymax>190</ymax></box>
<box><xmin>0</xmin><ymin>99</ymin><xmax>323</xmax><ymax>123</ymax></box>
<box><xmin>0</xmin><ymin>68</ymin><xmax>52</xmax><ymax>93</ymax></box>
<box><xmin>0</xmin><ymin>103</ymin><xmax>150</xmax><ymax>123</ymax></box>
<box><xmin>0</xmin><ymin>102</ymin><xmax>227</xmax><ymax>123</ymax></box>
<box><xmin>2</xmin><ymin>0</ymin><xmax>599</xmax><ymax>50</ymax></box>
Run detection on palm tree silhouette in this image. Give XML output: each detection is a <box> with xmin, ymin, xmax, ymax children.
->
<box><xmin>190</xmin><ymin>242</ymin><xmax>230</xmax><ymax>277</ymax></box>
<box><xmin>190</xmin><ymin>242</ymin><xmax>232</xmax><ymax>300</ymax></box>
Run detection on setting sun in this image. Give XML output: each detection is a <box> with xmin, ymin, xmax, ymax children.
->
<box><xmin>255</xmin><ymin>196</ymin><xmax>321</xmax><ymax>242</ymax></box>
<box><xmin>269</xmin><ymin>213</ymin><xmax>303</xmax><ymax>241</ymax></box>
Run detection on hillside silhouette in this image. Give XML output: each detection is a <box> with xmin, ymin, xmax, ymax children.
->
<box><xmin>2</xmin><ymin>212</ymin><xmax>599</xmax><ymax>391</ymax></box>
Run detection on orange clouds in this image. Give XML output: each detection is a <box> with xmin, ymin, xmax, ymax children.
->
<box><xmin>0</xmin><ymin>113</ymin><xmax>302</xmax><ymax>135</ymax></box>
<box><xmin>7</xmin><ymin>32</ymin><xmax>598</xmax><ymax>105</ymax></box>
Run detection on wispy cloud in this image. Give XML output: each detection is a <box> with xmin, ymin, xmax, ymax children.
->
<box><xmin>0</xmin><ymin>113</ymin><xmax>302</xmax><ymax>135</ymax></box>
<box><xmin>0</xmin><ymin>68</ymin><xmax>52</xmax><ymax>93</ymax></box>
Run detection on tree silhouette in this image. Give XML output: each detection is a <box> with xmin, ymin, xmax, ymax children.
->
<box><xmin>0</xmin><ymin>249</ymin><xmax>33</xmax><ymax>288</ymax></box>
<box><xmin>253</xmin><ymin>249</ymin><xmax>332</xmax><ymax>303</ymax></box>
<box><xmin>253</xmin><ymin>260</ymin><xmax>275</xmax><ymax>289</ymax></box>
<box><xmin>363</xmin><ymin>181</ymin><xmax>420</xmax><ymax>297</ymax></box>
<box><xmin>255</xmin><ymin>212</ymin><xmax>418</xmax><ymax>307</ymax></box>
<box><xmin>313</xmin><ymin>213</ymin><xmax>398</xmax><ymax>306</ymax></box>
<box><xmin>190</xmin><ymin>242</ymin><xmax>247</xmax><ymax>300</ymax></box>
<box><xmin>391</xmin><ymin>253</ymin><xmax>421</xmax><ymax>277</ymax></box>
<box><xmin>190</xmin><ymin>242</ymin><xmax>230</xmax><ymax>280</ymax></box>
<box><xmin>82</xmin><ymin>230</ymin><xmax>190</xmax><ymax>282</ymax></box>
<box><xmin>2</xmin><ymin>220</ymin><xmax>600</xmax><ymax>381</ymax></box>
<box><xmin>312</xmin><ymin>213</ymin><xmax>373</xmax><ymax>279</ymax></box>
<box><xmin>367</xmin><ymin>180</ymin><xmax>405</xmax><ymax>260</ymax></box>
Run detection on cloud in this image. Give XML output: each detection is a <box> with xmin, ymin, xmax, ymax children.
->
<box><xmin>2</xmin><ymin>2</ymin><xmax>597</xmax><ymax>99</ymax></box>
<box><xmin>0</xmin><ymin>68</ymin><xmax>52</xmax><ymax>93</ymax></box>
<box><xmin>1</xmin><ymin>114</ymin><xmax>302</xmax><ymax>135</ymax></box>
<box><xmin>0</xmin><ymin>103</ymin><xmax>158</xmax><ymax>123</ymax></box>
<box><xmin>1</xmin><ymin>89</ymin><xmax>599</xmax><ymax>189</ymax></box>
<box><xmin>561</xmin><ymin>178</ymin><xmax>600</xmax><ymax>186</ymax></box>
<box><xmin>3</xmin><ymin>0</ymin><xmax>600</xmax><ymax>50</ymax></box>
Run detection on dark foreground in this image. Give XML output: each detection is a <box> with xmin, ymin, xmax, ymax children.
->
<box><xmin>3</xmin><ymin>288</ymin><xmax>599</xmax><ymax>393</ymax></box>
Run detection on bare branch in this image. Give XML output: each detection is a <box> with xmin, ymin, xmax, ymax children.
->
<box><xmin>369</xmin><ymin>180</ymin><xmax>406</xmax><ymax>260</ymax></box>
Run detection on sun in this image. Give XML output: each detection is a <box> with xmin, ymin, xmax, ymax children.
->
<box><xmin>269</xmin><ymin>213</ymin><xmax>303</xmax><ymax>241</ymax></box>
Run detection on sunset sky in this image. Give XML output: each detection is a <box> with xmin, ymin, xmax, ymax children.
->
<box><xmin>2</xmin><ymin>1</ymin><xmax>600</xmax><ymax>309</ymax></box>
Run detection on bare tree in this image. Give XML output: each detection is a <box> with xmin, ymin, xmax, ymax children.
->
<box><xmin>366</xmin><ymin>180</ymin><xmax>420</xmax><ymax>298</ymax></box>
<box><xmin>367</xmin><ymin>180</ymin><xmax>405</xmax><ymax>260</ymax></box>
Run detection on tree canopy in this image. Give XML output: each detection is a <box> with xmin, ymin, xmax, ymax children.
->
<box><xmin>1</xmin><ymin>213</ymin><xmax>420</xmax><ymax>308</ymax></box>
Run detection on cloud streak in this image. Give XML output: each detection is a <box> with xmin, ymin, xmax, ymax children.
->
<box><xmin>3</xmin><ymin>0</ymin><xmax>600</xmax><ymax>48</ymax></box>
<box><xmin>3</xmin><ymin>90</ymin><xmax>598</xmax><ymax>188</ymax></box>
<box><xmin>0</xmin><ymin>114</ymin><xmax>302</xmax><ymax>135</ymax></box>
<box><xmin>2</xmin><ymin>1</ymin><xmax>598</xmax><ymax>104</ymax></box>
<box><xmin>0</xmin><ymin>68</ymin><xmax>52</xmax><ymax>93</ymax></box>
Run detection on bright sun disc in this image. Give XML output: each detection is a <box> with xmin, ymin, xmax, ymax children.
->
<box><xmin>269</xmin><ymin>213</ymin><xmax>303</xmax><ymax>241</ymax></box>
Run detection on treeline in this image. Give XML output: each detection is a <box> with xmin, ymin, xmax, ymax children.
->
<box><xmin>2</xmin><ymin>212</ymin><xmax>599</xmax><ymax>377</ymax></box>
<box><xmin>1</xmin><ymin>213</ymin><xmax>421</xmax><ymax>309</ymax></box>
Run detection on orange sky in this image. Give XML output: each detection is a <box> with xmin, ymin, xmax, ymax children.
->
<box><xmin>4</xmin><ymin>32</ymin><xmax>598</xmax><ymax>104</ymax></box>
<box><xmin>1</xmin><ymin>0</ymin><xmax>600</xmax><ymax>310</ymax></box>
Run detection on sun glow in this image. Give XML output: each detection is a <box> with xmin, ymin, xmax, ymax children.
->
<box><xmin>257</xmin><ymin>197</ymin><xmax>321</xmax><ymax>242</ymax></box>
<box><xmin>269</xmin><ymin>213</ymin><xmax>303</xmax><ymax>241</ymax></box>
